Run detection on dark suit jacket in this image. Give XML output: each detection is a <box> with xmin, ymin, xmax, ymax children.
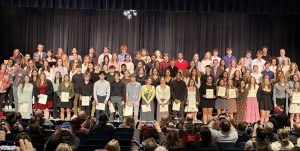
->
<box><xmin>210</xmin><ymin>67</ymin><xmax>223</xmax><ymax>80</ymax></box>
<box><xmin>33</xmin><ymin>51</ymin><xmax>46</xmax><ymax>60</ymax></box>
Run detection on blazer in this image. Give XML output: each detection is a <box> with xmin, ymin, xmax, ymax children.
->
<box><xmin>33</xmin><ymin>51</ymin><xmax>46</xmax><ymax>60</ymax></box>
<box><xmin>33</xmin><ymin>79</ymin><xmax>54</xmax><ymax>103</ymax></box>
<box><xmin>211</xmin><ymin>67</ymin><xmax>223</xmax><ymax>80</ymax></box>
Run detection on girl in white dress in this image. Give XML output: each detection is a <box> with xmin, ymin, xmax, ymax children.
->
<box><xmin>288</xmin><ymin>81</ymin><xmax>300</xmax><ymax>128</ymax></box>
<box><xmin>185</xmin><ymin>79</ymin><xmax>200</xmax><ymax>122</ymax></box>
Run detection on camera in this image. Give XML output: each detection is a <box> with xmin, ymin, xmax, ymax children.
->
<box><xmin>144</xmin><ymin>121</ymin><xmax>154</xmax><ymax>127</ymax></box>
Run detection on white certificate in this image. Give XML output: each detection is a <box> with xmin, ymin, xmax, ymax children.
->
<box><xmin>81</xmin><ymin>96</ymin><xmax>90</xmax><ymax>106</ymax></box>
<box><xmin>38</xmin><ymin>94</ymin><xmax>48</xmax><ymax>104</ymax></box>
<box><xmin>109</xmin><ymin>103</ymin><xmax>116</xmax><ymax>113</ymax></box>
<box><xmin>141</xmin><ymin>104</ymin><xmax>151</xmax><ymax>112</ymax></box>
<box><xmin>172</xmin><ymin>102</ymin><xmax>181</xmax><ymax>111</ymax></box>
<box><xmin>61</xmin><ymin>92</ymin><xmax>69</xmax><ymax>102</ymax></box>
<box><xmin>96</xmin><ymin>103</ymin><xmax>105</xmax><ymax>110</ymax></box>
<box><xmin>160</xmin><ymin>105</ymin><xmax>168</xmax><ymax>112</ymax></box>
<box><xmin>248</xmin><ymin>90</ymin><xmax>256</xmax><ymax>97</ymax></box>
<box><xmin>206</xmin><ymin>89</ymin><xmax>214</xmax><ymax>99</ymax></box>
<box><xmin>123</xmin><ymin>106</ymin><xmax>133</xmax><ymax>116</ymax></box>
<box><xmin>292</xmin><ymin>92</ymin><xmax>300</xmax><ymax>103</ymax></box>
<box><xmin>217</xmin><ymin>87</ymin><xmax>226</xmax><ymax>97</ymax></box>
<box><xmin>19</xmin><ymin>103</ymin><xmax>29</xmax><ymax>113</ymax></box>
<box><xmin>228</xmin><ymin>89</ymin><xmax>237</xmax><ymax>99</ymax></box>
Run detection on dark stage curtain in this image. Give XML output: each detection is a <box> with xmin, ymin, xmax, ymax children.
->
<box><xmin>0</xmin><ymin>1</ymin><xmax>300</xmax><ymax>64</ymax></box>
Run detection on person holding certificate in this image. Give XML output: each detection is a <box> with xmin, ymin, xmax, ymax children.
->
<box><xmin>245</xmin><ymin>76</ymin><xmax>260</xmax><ymax>124</ymax></box>
<box><xmin>273</xmin><ymin>75</ymin><xmax>289</xmax><ymax>115</ymax></box>
<box><xmin>17</xmin><ymin>75</ymin><xmax>33</xmax><ymax>119</ymax></box>
<box><xmin>225</xmin><ymin>79</ymin><xmax>237</xmax><ymax>118</ymax></box>
<box><xmin>288</xmin><ymin>81</ymin><xmax>300</xmax><ymax>128</ymax></box>
<box><xmin>236</xmin><ymin>80</ymin><xmax>247</xmax><ymax>123</ymax></box>
<box><xmin>33</xmin><ymin>72</ymin><xmax>54</xmax><ymax>119</ymax></box>
<box><xmin>185</xmin><ymin>79</ymin><xmax>200</xmax><ymax>122</ymax></box>
<box><xmin>215</xmin><ymin>79</ymin><xmax>227</xmax><ymax>115</ymax></box>
<box><xmin>57</xmin><ymin>74</ymin><xmax>75</xmax><ymax>121</ymax></box>
<box><xmin>79</xmin><ymin>74</ymin><xmax>93</xmax><ymax>117</ymax></box>
<box><xmin>257</xmin><ymin>75</ymin><xmax>273</xmax><ymax>124</ymax></box>
<box><xmin>170</xmin><ymin>72</ymin><xmax>187</xmax><ymax>118</ymax></box>
<box><xmin>51</xmin><ymin>71</ymin><xmax>62</xmax><ymax>119</ymax></box>
<box><xmin>140</xmin><ymin>78</ymin><xmax>156</xmax><ymax>121</ymax></box>
<box><xmin>199</xmin><ymin>75</ymin><xmax>216</xmax><ymax>124</ymax></box>
<box><xmin>125</xmin><ymin>74</ymin><xmax>141</xmax><ymax>123</ymax></box>
<box><xmin>156</xmin><ymin>77</ymin><xmax>170</xmax><ymax>121</ymax></box>
<box><xmin>93</xmin><ymin>71</ymin><xmax>111</xmax><ymax>122</ymax></box>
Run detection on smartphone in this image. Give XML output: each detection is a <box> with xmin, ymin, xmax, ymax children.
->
<box><xmin>0</xmin><ymin>141</ymin><xmax>20</xmax><ymax>151</ymax></box>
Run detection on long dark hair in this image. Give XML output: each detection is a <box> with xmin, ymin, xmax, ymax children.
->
<box><xmin>54</xmin><ymin>71</ymin><xmax>62</xmax><ymax>84</ymax></box>
<box><xmin>21</xmin><ymin>75</ymin><xmax>30</xmax><ymax>93</ymax></box>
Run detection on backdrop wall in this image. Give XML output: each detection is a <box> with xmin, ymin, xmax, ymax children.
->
<box><xmin>0</xmin><ymin>0</ymin><xmax>300</xmax><ymax>63</ymax></box>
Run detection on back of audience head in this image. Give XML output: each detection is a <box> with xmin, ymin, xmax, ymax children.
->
<box><xmin>105</xmin><ymin>139</ymin><xmax>120</xmax><ymax>151</ymax></box>
<box><xmin>167</xmin><ymin>130</ymin><xmax>181</xmax><ymax>149</ymax></box>
<box><xmin>277</xmin><ymin>128</ymin><xmax>290</xmax><ymax>147</ymax></box>
<box><xmin>15</xmin><ymin>132</ymin><xmax>31</xmax><ymax>142</ymax></box>
<box><xmin>124</xmin><ymin>116</ymin><xmax>135</xmax><ymax>129</ymax></box>
<box><xmin>200</xmin><ymin>126</ymin><xmax>212</xmax><ymax>143</ymax></box>
<box><xmin>154</xmin><ymin>146</ymin><xmax>167</xmax><ymax>151</ymax></box>
<box><xmin>98</xmin><ymin>112</ymin><xmax>109</xmax><ymax>125</ymax></box>
<box><xmin>219</xmin><ymin>119</ymin><xmax>231</xmax><ymax>132</ymax></box>
<box><xmin>145</xmin><ymin>137</ymin><xmax>158</xmax><ymax>151</ymax></box>
<box><xmin>55</xmin><ymin>143</ymin><xmax>73</xmax><ymax>151</ymax></box>
<box><xmin>237</xmin><ymin>122</ymin><xmax>247</xmax><ymax>134</ymax></box>
<box><xmin>264</xmin><ymin>122</ymin><xmax>274</xmax><ymax>134</ymax></box>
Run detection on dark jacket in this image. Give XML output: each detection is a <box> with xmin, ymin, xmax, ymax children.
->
<box><xmin>131</xmin><ymin>129</ymin><xmax>167</xmax><ymax>151</ymax></box>
<box><xmin>33</xmin><ymin>79</ymin><xmax>54</xmax><ymax>103</ymax></box>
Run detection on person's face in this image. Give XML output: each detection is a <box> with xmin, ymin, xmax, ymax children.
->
<box><xmin>112</xmin><ymin>54</ymin><xmax>117</xmax><ymax>60</ymax></box>
<box><xmin>170</xmin><ymin>60</ymin><xmax>175</xmax><ymax>66</ymax></box>
<box><xmin>89</xmin><ymin>48</ymin><xmax>94</xmax><ymax>54</ymax></box>
<box><xmin>246</xmin><ymin>52</ymin><xmax>251</xmax><ymax>58</ymax></box>
<box><xmin>88</xmin><ymin>63</ymin><xmax>94</xmax><ymax>69</ymax></box>
<box><xmin>94</xmin><ymin>65</ymin><xmax>99</xmax><ymax>71</ymax></box>
<box><xmin>153</xmin><ymin>69</ymin><xmax>158</xmax><ymax>75</ymax></box>
<box><xmin>250</xmin><ymin>77</ymin><xmax>255</xmax><ymax>84</ymax></box>
<box><xmin>295</xmin><ymin>82</ymin><xmax>300</xmax><ymax>89</ymax></box>
<box><xmin>272</xmin><ymin>59</ymin><xmax>276</xmax><ymax>65</ymax></box>
<box><xmin>155</xmin><ymin>51</ymin><xmax>161</xmax><ymax>57</ymax></box>
<box><xmin>121</xmin><ymin>65</ymin><xmax>126</xmax><ymax>71</ymax></box>
<box><xmin>189</xmin><ymin>80</ymin><xmax>195</xmax><ymax>86</ymax></box>
<box><xmin>165</xmin><ymin>70</ymin><xmax>170</xmax><ymax>76</ymax></box>
<box><xmin>40</xmin><ymin>74</ymin><xmax>46</xmax><ymax>80</ymax></box>
<box><xmin>279</xmin><ymin>77</ymin><xmax>285</xmax><ymax>83</ymax></box>
<box><xmin>235</xmin><ymin>71</ymin><xmax>240</xmax><ymax>77</ymax></box>
<box><xmin>25</xmin><ymin>55</ymin><xmax>30</xmax><ymax>60</ymax></box>
<box><xmin>264</xmin><ymin>78</ymin><xmax>270</xmax><ymax>85</ymax></box>
<box><xmin>72</xmin><ymin>48</ymin><xmax>77</xmax><ymax>54</ymax></box>
<box><xmin>34</xmin><ymin>55</ymin><xmax>40</xmax><ymax>61</ymax></box>
<box><xmin>99</xmin><ymin>74</ymin><xmax>105</xmax><ymax>80</ymax></box>
<box><xmin>43</xmin><ymin>61</ymin><xmax>49</xmax><ymax>67</ymax></box>
<box><xmin>109</xmin><ymin>68</ymin><xmax>115</xmax><ymax>73</ymax></box>
<box><xmin>219</xmin><ymin>79</ymin><xmax>224</xmax><ymax>85</ymax></box>
<box><xmin>192</xmin><ymin>69</ymin><xmax>197</xmax><ymax>75</ymax></box>
<box><xmin>151</xmin><ymin>56</ymin><xmax>156</xmax><ymax>62</ymax></box>
<box><xmin>125</xmin><ymin>56</ymin><xmax>130</xmax><ymax>62</ymax></box>
<box><xmin>146</xmin><ymin>79</ymin><xmax>152</xmax><ymax>85</ymax></box>
<box><xmin>176</xmin><ymin>73</ymin><xmax>181</xmax><ymax>80</ymax></box>
<box><xmin>141</xmin><ymin>50</ymin><xmax>147</xmax><ymax>56</ymax></box>
<box><xmin>207</xmin><ymin>77</ymin><xmax>212</xmax><ymax>84</ymax></box>
<box><xmin>253</xmin><ymin>66</ymin><xmax>258</xmax><ymax>72</ymax></box>
<box><xmin>163</xmin><ymin>55</ymin><xmax>168</xmax><ymax>61</ymax></box>
<box><xmin>137</xmin><ymin>62</ymin><xmax>143</xmax><ymax>68</ymax></box>
<box><xmin>240</xmin><ymin>81</ymin><xmax>245</xmax><ymax>88</ymax></box>
<box><xmin>24</xmin><ymin>76</ymin><xmax>30</xmax><ymax>83</ymax></box>
<box><xmin>190</xmin><ymin>61</ymin><xmax>195</xmax><ymax>67</ymax></box>
<box><xmin>231</xmin><ymin>61</ymin><xmax>237</xmax><ymax>67</ymax></box>
<box><xmin>263</xmin><ymin>48</ymin><xmax>268</xmax><ymax>53</ymax></box>
<box><xmin>227</xmin><ymin>50</ymin><xmax>232</xmax><ymax>55</ymax></box>
<box><xmin>213</xmin><ymin>60</ymin><xmax>219</xmax><ymax>67</ymax></box>
<box><xmin>32</xmin><ymin>70</ymin><xmax>38</xmax><ymax>76</ymax></box>
<box><xmin>103</xmin><ymin>65</ymin><xmax>108</xmax><ymax>71</ymax></box>
<box><xmin>213</xmin><ymin>51</ymin><xmax>218</xmax><ymax>56</ymax></box>
<box><xmin>220</xmin><ymin>60</ymin><xmax>225</xmax><ymax>66</ymax></box>
<box><xmin>104</xmin><ymin>57</ymin><xmax>109</xmax><ymax>62</ymax></box>
<box><xmin>124</xmin><ymin>72</ymin><xmax>130</xmax><ymax>77</ymax></box>
<box><xmin>29</xmin><ymin>61</ymin><xmax>34</xmax><ymax>67</ymax></box>
<box><xmin>283</xmin><ymin>58</ymin><xmax>289</xmax><ymax>65</ymax></box>
<box><xmin>136</xmin><ymin>53</ymin><xmax>141</xmax><ymax>59</ymax></box>
<box><xmin>103</xmin><ymin>47</ymin><xmax>109</xmax><ymax>53</ymax></box>
<box><xmin>257</xmin><ymin>53</ymin><xmax>262</xmax><ymax>59</ymax></box>
<box><xmin>160</xmin><ymin>78</ymin><xmax>166</xmax><ymax>84</ymax></box>
<box><xmin>178</xmin><ymin>53</ymin><xmax>183</xmax><ymax>60</ymax></box>
<box><xmin>205</xmin><ymin>67</ymin><xmax>211</xmax><ymax>73</ymax></box>
<box><xmin>280</xmin><ymin>49</ymin><xmax>285</xmax><ymax>56</ymax></box>
<box><xmin>64</xmin><ymin>76</ymin><xmax>70</xmax><ymax>82</ymax></box>
<box><xmin>47</xmin><ymin>51</ymin><xmax>52</xmax><ymax>57</ymax></box>
<box><xmin>228</xmin><ymin>80</ymin><xmax>233</xmax><ymax>86</ymax></box>
<box><xmin>84</xmin><ymin>76</ymin><xmax>90</xmax><ymax>81</ymax></box>
<box><xmin>55</xmin><ymin>72</ymin><xmax>60</xmax><ymax>79</ymax></box>
<box><xmin>130</xmin><ymin>76</ymin><xmax>136</xmax><ymax>82</ymax></box>
<box><xmin>14</xmin><ymin>63</ymin><xmax>20</xmax><ymax>70</ymax></box>
<box><xmin>76</xmin><ymin>67</ymin><xmax>81</xmax><ymax>73</ymax></box>
<box><xmin>265</xmin><ymin>63</ymin><xmax>270</xmax><ymax>69</ymax></box>
<box><xmin>37</xmin><ymin>45</ymin><xmax>44</xmax><ymax>51</ymax></box>
<box><xmin>138</xmin><ymin>69</ymin><xmax>144</xmax><ymax>74</ymax></box>
<box><xmin>293</xmin><ymin>75</ymin><xmax>298</xmax><ymax>82</ymax></box>
<box><xmin>241</xmin><ymin>67</ymin><xmax>246</xmax><ymax>72</ymax></box>
<box><xmin>291</xmin><ymin>64</ymin><xmax>296</xmax><ymax>70</ymax></box>
<box><xmin>57</xmin><ymin>59</ymin><xmax>63</xmax><ymax>66</ymax></box>
<box><xmin>121</xmin><ymin>47</ymin><xmax>127</xmax><ymax>53</ymax></box>
<box><xmin>114</xmin><ymin>74</ymin><xmax>120</xmax><ymax>81</ymax></box>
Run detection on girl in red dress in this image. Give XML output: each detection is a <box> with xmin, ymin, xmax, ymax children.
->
<box><xmin>33</xmin><ymin>72</ymin><xmax>54</xmax><ymax>119</ymax></box>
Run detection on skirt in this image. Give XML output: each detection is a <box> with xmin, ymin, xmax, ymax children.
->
<box><xmin>226</xmin><ymin>99</ymin><xmax>237</xmax><ymax>113</ymax></box>
<box><xmin>199</xmin><ymin>98</ymin><xmax>215</xmax><ymax>108</ymax></box>
<box><xmin>34</xmin><ymin>101</ymin><xmax>53</xmax><ymax>109</ymax></box>
<box><xmin>215</xmin><ymin>98</ymin><xmax>227</xmax><ymax>110</ymax></box>
<box><xmin>235</xmin><ymin>99</ymin><xmax>246</xmax><ymax>123</ymax></box>
<box><xmin>58</xmin><ymin>99</ymin><xmax>73</xmax><ymax>108</ymax></box>
<box><xmin>289</xmin><ymin>103</ymin><xmax>300</xmax><ymax>113</ymax></box>
<box><xmin>245</xmin><ymin>97</ymin><xmax>260</xmax><ymax>123</ymax></box>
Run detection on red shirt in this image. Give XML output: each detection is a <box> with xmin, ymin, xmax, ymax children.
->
<box><xmin>174</xmin><ymin>59</ymin><xmax>189</xmax><ymax>71</ymax></box>
<box><xmin>159</xmin><ymin>60</ymin><xmax>170</xmax><ymax>73</ymax></box>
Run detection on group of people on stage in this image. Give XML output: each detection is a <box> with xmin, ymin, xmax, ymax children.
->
<box><xmin>0</xmin><ymin>44</ymin><xmax>299</xmax><ymax>128</ymax></box>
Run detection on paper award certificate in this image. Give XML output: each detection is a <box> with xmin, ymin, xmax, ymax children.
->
<box><xmin>228</xmin><ymin>89</ymin><xmax>237</xmax><ymax>99</ymax></box>
<box><xmin>96</xmin><ymin>103</ymin><xmax>105</xmax><ymax>110</ymax></box>
<box><xmin>206</xmin><ymin>89</ymin><xmax>214</xmax><ymax>99</ymax></box>
<box><xmin>81</xmin><ymin>96</ymin><xmax>90</xmax><ymax>106</ymax></box>
<box><xmin>142</xmin><ymin>104</ymin><xmax>151</xmax><ymax>112</ymax></box>
<box><xmin>61</xmin><ymin>92</ymin><xmax>69</xmax><ymax>102</ymax></box>
<box><xmin>292</xmin><ymin>92</ymin><xmax>300</xmax><ymax>103</ymax></box>
<box><xmin>217</xmin><ymin>87</ymin><xmax>226</xmax><ymax>97</ymax></box>
<box><xmin>160</xmin><ymin>105</ymin><xmax>168</xmax><ymax>112</ymax></box>
<box><xmin>109</xmin><ymin>103</ymin><xmax>116</xmax><ymax>113</ymax></box>
<box><xmin>38</xmin><ymin>94</ymin><xmax>47</xmax><ymax>104</ymax></box>
<box><xmin>123</xmin><ymin>106</ymin><xmax>133</xmax><ymax>116</ymax></box>
<box><xmin>172</xmin><ymin>102</ymin><xmax>181</xmax><ymax>111</ymax></box>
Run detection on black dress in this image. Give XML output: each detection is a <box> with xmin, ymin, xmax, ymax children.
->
<box><xmin>136</xmin><ymin>75</ymin><xmax>146</xmax><ymax>85</ymax></box>
<box><xmin>199</xmin><ymin>83</ymin><xmax>217</xmax><ymax>108</ymax></box>
<box><xmin>257</xmin><ymin>86</ymin><xmax>273</xmax><ymax>111</ymax></box>
<box><xmin>151</xmin><ymin>76</ymin><xmax>161</xmax><ymax>87</ymax></box>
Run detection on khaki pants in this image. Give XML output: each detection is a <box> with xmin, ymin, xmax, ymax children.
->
<box><xmin>73</xmin><ymin>94</ymin><xmax>80</xmax><ymax>115</ymax></box>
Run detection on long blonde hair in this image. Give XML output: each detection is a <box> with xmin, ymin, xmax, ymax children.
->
<box><xmin>105</xmin><ymin>139</ymin><xmax>121</xmax><ymax>151</ymax></box>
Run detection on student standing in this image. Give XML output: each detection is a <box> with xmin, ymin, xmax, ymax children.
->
<box><xmin>71</xmin><ymin>65</ymin><xmax>84</xmax><ymax>116</ymax></box>
<box><xmin>140</xmin><ymin>78</ymin><xmax>156</xmax><ymax>121</ymax></box>
<box><xmin>17</xmin><ymin>75</ymin><xmax>33</xmax><ymax>119</ymax></box>
<box><xmin>125</xmin><ymin>74</ymin><xmax>142</xmax><ymax>122</ymax></box>
<box><xmin>79</xmin><ymin>74</ymin><xmax>93</xmax><ymax>117</ymax></box>
<box><xmin>57</xmin><ymin>74</ymin><xmax>74</xmax><ymax>121</ymax></box>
